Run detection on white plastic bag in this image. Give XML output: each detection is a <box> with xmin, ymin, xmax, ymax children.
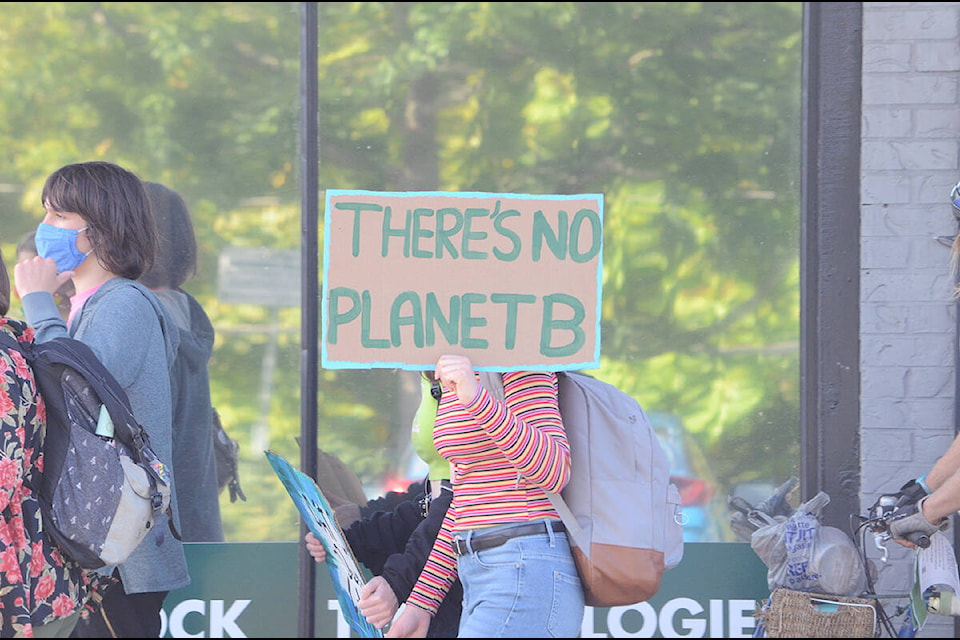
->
<box><xmin>750</xmin><ymin>491</ymin><xmax>866</xmax><ymax>596</ymax></box>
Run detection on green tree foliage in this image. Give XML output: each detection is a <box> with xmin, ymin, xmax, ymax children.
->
<box><xmin>0</xmin><ymin>2</ymin><xmax>802</xmax><ymax>541</ymax></box>
<box><xmin>313</xmin><ymin>2</ymin><xmax>803</xmax><ymax>508</ymax></box>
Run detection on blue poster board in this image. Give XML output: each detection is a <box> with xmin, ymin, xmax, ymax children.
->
<box><xmin>264</xmin><ymin>450</ymin><xmax>382</xmax><ymax>638</ymax></box>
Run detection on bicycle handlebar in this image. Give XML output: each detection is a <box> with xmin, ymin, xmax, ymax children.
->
<box><xmin>865</xmin><ymin>493</ymin><xmax>936</xmax><ymax>548</ymax></box>
<box><xmin>903</xmin><ymin>528</ymin><xmax>931</xmax><ymax>549</ymax></box>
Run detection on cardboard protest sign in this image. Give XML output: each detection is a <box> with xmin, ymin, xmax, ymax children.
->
<box><xmin>322</xmin><ymin>190</ymin><xmax>603</xmax><ymax>370</ymax></box>
<box><xmin>265</xmin><ymin>451</ymin><xmax>383</xmax><ymax>639</ymax></box>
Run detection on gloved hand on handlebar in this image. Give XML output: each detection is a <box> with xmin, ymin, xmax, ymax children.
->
<box><xmin>893</xmin><ymin>477</ymin><xmax>929</xmax><ymax>510</ymax></box>
<box><xmin>887</xmin><ymin>496</ymin><xmax>949</xmax><ymax>545</ymax></box>
<box><xmin>868</xmin><ymin>476</ymin><xmax>929</xmax><ymax>521</ymax></box>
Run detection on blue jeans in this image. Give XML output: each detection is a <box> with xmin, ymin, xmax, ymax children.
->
<box><xmin>456</xmin><ymin>521</ymin><xmax>584</xmax><ymax>638</ymax></box>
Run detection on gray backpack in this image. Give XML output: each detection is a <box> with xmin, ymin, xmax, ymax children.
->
<box><xmin>480</xmin><ymin>371</ymin><xmax>684</xmax><ymax>606</ymax></box>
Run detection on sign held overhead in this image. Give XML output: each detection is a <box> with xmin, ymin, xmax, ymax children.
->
<box><xmin>322</xmin><ymin>189</ymin><xmax>603</xmax><ymax>371</ymax></box>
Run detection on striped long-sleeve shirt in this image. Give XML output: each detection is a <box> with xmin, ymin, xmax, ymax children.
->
<box><xmin>407</xmin><ymin>370</ymin><xmax>571</xmax><ymax>615</ymax></box>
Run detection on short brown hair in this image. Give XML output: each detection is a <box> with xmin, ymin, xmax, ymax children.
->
<box><xmin>42</xmin><ymin>161</ymin><xmax>158</xmax><ymax>280</ymax></box>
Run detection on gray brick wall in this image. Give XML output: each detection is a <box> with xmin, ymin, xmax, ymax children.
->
<box><xmin>861</xmin><ymin>2</ymin><xmax>960</xmax><ymax>635</ymax></box>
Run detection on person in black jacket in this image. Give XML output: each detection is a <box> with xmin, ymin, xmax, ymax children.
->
<box><xmin>306</xmin><ymin>373</ymin><xmax>463</xmax><ymax>637</ymax></box>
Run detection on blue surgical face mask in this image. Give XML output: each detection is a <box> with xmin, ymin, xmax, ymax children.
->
<box><xmin>35</xmin><ymin>222</ymin><xmax>90</xmax><ymax>273</ymax></box>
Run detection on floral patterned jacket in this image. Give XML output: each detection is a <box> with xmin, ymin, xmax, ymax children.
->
<box><xmin>0</xmin><ymin>318</ymin><xmax>100</xmax><ymax>637</ymax></box>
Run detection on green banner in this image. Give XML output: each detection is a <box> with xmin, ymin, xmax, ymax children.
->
<box><xmin>161</xmin><ymin>542</ymin><xmax>770</xmax><ymax>638</ymax></box>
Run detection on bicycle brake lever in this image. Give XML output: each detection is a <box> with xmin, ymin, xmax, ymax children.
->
<box><xmin>874</xmin><ymin>531</ymin><xmax>890</xmax><ymax>563</ymax></box>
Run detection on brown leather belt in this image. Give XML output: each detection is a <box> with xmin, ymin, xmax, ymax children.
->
<box><xmin>452</xmin><ymin>520</ymin><xmax>566</xmax><ymax>556</ymax></box>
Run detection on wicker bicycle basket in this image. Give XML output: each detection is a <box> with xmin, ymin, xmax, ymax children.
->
<box><xmin>759</xmin><ymin>588</ymin><xmax>877</xmax><ymax>638</ymax></box>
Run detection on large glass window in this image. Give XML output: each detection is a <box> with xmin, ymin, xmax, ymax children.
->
<box><xmin>0</xmin><ymin>2</ymin><xmax>802</xmax><ymax>543</ymax></box>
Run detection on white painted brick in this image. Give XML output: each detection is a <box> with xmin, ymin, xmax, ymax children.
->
<box><xmin>904</xmin><ymin>365</ymin><xmax>953</xmax><ymax>396</ymax></box>
<box><xmin>862</xmin><ymin>460</ymin><xmax>925</xmax><ymax>491</ymax></box>
<box><xmin>862</xmin><ymin>75</ymin><xmax>958</xmax><ymax>106</ymax></box>
<box><xmin>831</xmin><ymin>5</ymin><xmax>960</xmax><ymax>585</ymax></box>
<box><xmin>916</xmin><ymin>39</ymin><xmax>960</xmax><ymax>72</ymax></box>
<box><xmin>862</xmin><ymin>204</ymin><xmax>906</xmax><ymax>236</ymax></box>
<box><xmin>861</xmin><ymin>270</ymin><xmax>955</xmax><ymax>302</ymax></box>
<box><xmin>861</xmin><ymin>431</ymin><xmax>914</xmax><ymax>461</ymax></box>
<box><xmin>916</xmin><ymin>172</ymin><xmax>960</xmax><ymax>202</ymax></box>
<box><xmin>863</xmin><ymin>202</ymin><xmax>958</xmax><ymax>237</ymax></box>
<box><xmin>862</xmin><ymin>140</ymin><xmax>957</xmax><ymax>171</ymax></box>
<box><xmin>863</xmin><ymin>106</ymin><xmax>913</xmax><ymax>138</ymax></box>
<box><xmin>858</xmin><ymin>239</ymin><xmax>949</xmax><ymax>271</ymax></box>
<box><xmin>904</xmin><ymin>302</ymin><xmax>956</xmax><ymax>332</ymax></box>
<box><xmin>861</xmin><ymin>303</ymin><xmax>909</xmax><ymax>333</ymax></box>
<box><xmin>905</xmin><ymin>241</ymin><xmax>956</xmax><ymax>271</ymax></box>
<box><xmin>903</xmin><ymin>397</ymin><xmax>955</xmax><ymax>424</ymax></box>
<box><xmin>862</xmin><ymin>364</ymin><xmax>909</xmax><ymax>396</ymax></box>
<box><xmin>863</xmin><ymin>6</ymin><xmax>960</xmax><ymax>41</ymax></box>
<box><xmin>862</xmin><ymin>42</ymin><xmax>912</xmax><ymax>72</ymax></box>
<box><xmin>861</xmin><ymin>237</ymin><xmax>912</xmax><ymax>266</ymax></box>
<box><xmin>861</xmin><ymin>397</ymin><xmax>910</xmax><ymax>424</ymax></box>
<box><xmin>914</xmin><ymin>107</ymin><xmax>960</xmax><ymax>137</ymax></box>
<box><xmin>860</xmin><ymin>334</ymin><xmax>953</xmax><ymax>366</ymax></box>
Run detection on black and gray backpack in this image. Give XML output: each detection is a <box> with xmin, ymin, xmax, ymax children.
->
<box><xmin>0</xmin><ymin>333</ymin><xmax>179</xmax><ymax>569</ymax></box>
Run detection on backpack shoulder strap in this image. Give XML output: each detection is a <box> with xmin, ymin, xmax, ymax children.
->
<box><xmin>0</xmin><ymin>331</ymin><xmax>21</xmax><ymax>354</ymax></box>
<box><xmin>476</xmin><ymin>371</ymin><xmax>586</xmax><ymax>552</ymax></box>
<box><xmin>37</xmin><ymin>338</ymin><xmax>141</xmax><ymax>441</ymax></box>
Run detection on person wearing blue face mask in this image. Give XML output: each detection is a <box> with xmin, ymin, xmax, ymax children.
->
<box><xmin>14</xmin><ymin>161</ymin><xmax>189</xmax><ymax>638</ymax></box>
<box><xmin>34</xmin><ymin>222</ymin><xmax>92</xmax><ymax>274</ymax></box>
<box><xmin>15</xmin><ymin>230</ymin><xmax>74</xmax><ymax>321</ymax></box>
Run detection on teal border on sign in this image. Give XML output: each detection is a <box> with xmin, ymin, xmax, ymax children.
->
<box><xmin>321</xmin><ymin>189</ymin><xmax>604</xmax><ymax>372</ymax></box>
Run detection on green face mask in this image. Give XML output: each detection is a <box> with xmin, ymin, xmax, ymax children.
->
<box><xmin>411</xmin><ymin>373</ymin><xmax>449</xmax><ymax>482</ymax></box>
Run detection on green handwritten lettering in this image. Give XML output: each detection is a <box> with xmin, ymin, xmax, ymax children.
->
<box><xmin>333</xmin><ymin>201</ymin><xmax>382</xmax><ymax>258</ymax></box>
<box><xmin>531</xmin><ymin>209</ymin><xmax>568</xmax><ymax>261</ymax></box>
<box><xmin>490</xmin><ymin>293</ymin><xmax>536</xmax><ymax>349</ymax></box>
<box><xmin>570</xmin><ymin>208</ymin><xmax>602</xmax><ymax>263</ymax></box>
<box><xmin>411</xmin><ymin>208</ymin><xmax>436</xmax><ymax>258</ymax></box>
<box><xmin>391</xmin><ymin>291</ymin><xmax>424</xmax><ymax>347</ymax></box>
<box><xmin>436</xmin><ymin>207</ymin><xmax>462</xmax><ymax>259</ymax></box>
<box><xmin>326</xmin><ymin>286</ymin><xmax>360</xmax><ymax>344</ymax></box>
<box><xmin>360</xmin><ymin>289</ymin><xmax>390</xmax><ymax>348</ymax></box>
<box><xmin>462</xmin><ymin>208</ymin><xmax>489</xmax><ymax>260</ymax></box>
<box><xmin>381</xmin><ymin>204</ymin><xmax>412</xmax><ymax>258</ymax></box>
<box><xmin>492</xmin><ymin>208</ymin><xmax>522</xmax><ymax>261</ymax></box>
<box><xmin>540</xmin><ymin>293</ymin><xmax>585</xmax><ymax>357</ymax></box>
<box><xmin>425</xmin><ymin>293</ymin><xmax>459</xmax><ymax>345</ymax></box>
<box><xmin>460</xmin><ymin>293</ymin><xmax>488</xmax><ymax>349</ymax></box>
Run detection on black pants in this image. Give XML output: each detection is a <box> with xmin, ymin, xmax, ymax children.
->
<box><xmin>70</xmin><ymin>577</ymin><xmax>168</xmax><ymax>638</ymax></box>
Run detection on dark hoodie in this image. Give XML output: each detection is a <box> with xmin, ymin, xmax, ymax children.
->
<box><xmin>154</xmin><ymin>288</ymin><xmax>224</xmax><ymax>542</ymax></box>
<box><xmin>344</xmin><ymin>480</ymin><xmax>463</xmax><ymax>638</ymax></box>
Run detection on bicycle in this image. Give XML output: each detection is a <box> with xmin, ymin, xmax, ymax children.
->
<box><xmin>732</xmin><ymin>480</ymin><xmax>959</xmax><ymax>638</ymax></box>
<box><xmin>849</xmin><ymin>495</ymin><xmax>960</xmax><ymax>637</ymax></box>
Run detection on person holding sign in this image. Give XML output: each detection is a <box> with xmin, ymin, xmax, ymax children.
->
<box><xmin>386</xmin><ymin>355</ymin><xmax>583</xmax><ymax>638</ymax></box>
<box><xmin>306</xmin><ymin>372</ymin><xmax>463</xmax><ymax>637</ymax></box>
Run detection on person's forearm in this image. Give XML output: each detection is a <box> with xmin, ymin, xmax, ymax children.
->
<box><xmin>925</xmin><ymin>433</ymin><xmax>960</xmax><ymax>491</ymax></box>
<box><xmin>922</xmin><ymin>469</ymin><xmax>960</xmax><ymax>522</ymax></box>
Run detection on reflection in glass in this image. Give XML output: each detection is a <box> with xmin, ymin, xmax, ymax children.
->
<box><xmin>0</xmin><ymin>2</ymin><xmax>802</xmax><ymax>542</ymax></box>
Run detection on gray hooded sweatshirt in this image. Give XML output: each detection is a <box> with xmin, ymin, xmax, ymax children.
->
<box><xmin>22</xmin><ymin>277</ymin><xmax>190</xmax><ymax>594</ymax></box>
<box><xmin>153</xmin><ymin>287</ymin><xmax>224</xmax><ymax>542</ymax></box>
